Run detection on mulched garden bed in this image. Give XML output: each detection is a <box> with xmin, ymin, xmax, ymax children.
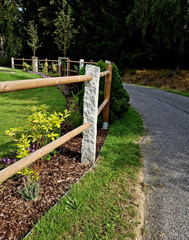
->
<box><xmin>0</xmin><ymin>128</ymin><xmax>108</xmax><ymax>240</ymax></box>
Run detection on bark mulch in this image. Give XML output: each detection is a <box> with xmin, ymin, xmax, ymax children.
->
<box><xmin>0</xmin><ymin>128</ymin><xmax>108</xmax><ymax>240</ymax></box>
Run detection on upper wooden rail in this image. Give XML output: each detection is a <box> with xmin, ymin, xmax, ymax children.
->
<box><xmin>14</xmin><ymin>59</ymin><xmax>32</xmax><ymax>61</ymax></box>
<box><xmin>0</xmin><ymin>122</ymin><xmax>91</xmax><ymax>183</ymax></box>
<box><xmin>38</xmin><ymin>59</ymin><xmax>58</xmax><ymax>62</ymax></box>
<box><xmin>68</xmin><ymin>60</ymin><xmax>80</xmax><ymax>63</ymax></box>
<box><xmin>0</xmin><ymin>75</ymin><xmax>93</xmax><ymax>93</ymax></box>
<box><xmin>84</xmin><ymin>61</ymin><xmax>97</xmax><ymax>64</ymax></box>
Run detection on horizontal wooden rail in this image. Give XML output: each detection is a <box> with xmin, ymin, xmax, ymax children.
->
<box><xmin>68</xmin><ymin>60</ymin><xmax>80</xmax><ymax>63</ymax></box>
<box><xmin>38</xmin><ymin>66</ymin><xmax>57</xmax><ymax>69</ymax></box>
<box><xmin>23</xmin><ymin>59</ymin><xmax>32</xmax><ymax>61</ymax></box>
<box><xmin>0</xmin><ymin>75</ymin><xmax>93</xmax><ymax>93</ymax></box>
<box><xmin>97</xmin><ymin>98</ymin><xmax>108</xmax><ymax>116</ymax></box>
<box><xmin>38</xmin><ymin>59</ymin><xmax>58</xmax><ymax>62</ymax></box>
<box><xmin>84</xmin><ymin>61</ymin><xmax>97</xmax><ymax>64</ymax></box>
<box><xmin>100</xmin><ymin>70</ymin><xmax>110</xmax><ymax>77</ymax></box>
<box><xmin>13</xmin><ymin>64</ymin><xmax>23</xmax><ymax>66</ymax></box>
<box><xmin>0</xmin><ymin>122</ymin><xmax>91</xmax><ymax>183</ymax></box>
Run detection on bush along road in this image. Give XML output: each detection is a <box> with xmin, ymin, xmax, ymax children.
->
<box><xmin>124</xmin><ymin>84</ymin><xmax>189</xmax><ymax>240</ymax></box>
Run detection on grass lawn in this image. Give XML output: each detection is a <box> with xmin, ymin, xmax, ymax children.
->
<box><xmin>0</xmin><ymin>69</ymin><xmax>66</xmax><ymax>158</ymax></box>
<box><xmin>25</xmin><ymin>107</ymin><xmax>144</xmax><ymax>240</ymax></box>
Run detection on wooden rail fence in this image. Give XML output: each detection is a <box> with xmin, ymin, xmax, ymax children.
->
<box><xmin>11</xmin><ymin>57</ymin><xmax>97</xmax><ymax>76</ymax></box>
<box><xmin>0</xmin><ymin>64</ymin><xmax>112</xmax><ymax>183</ymax></box>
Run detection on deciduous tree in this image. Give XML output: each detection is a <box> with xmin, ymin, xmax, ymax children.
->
<box><xmin>27</xmin><ymin>21</ymin><xmax>42</xmax><ymax>57</ymax></box>
<box><xmin>53</xmin><ymin>0</ymin><xmax>79</xmax><ymax>57</ymax></box>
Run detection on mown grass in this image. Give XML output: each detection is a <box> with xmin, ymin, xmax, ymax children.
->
<box><xmin>0</xmin><ymin>69</ymin><xmax>66</xmax><ymax>158</ymax></box>
<box><xmin>25</xmin><ymin>107</ymin><xmax>144</xmax><ymax>240</ymax></box>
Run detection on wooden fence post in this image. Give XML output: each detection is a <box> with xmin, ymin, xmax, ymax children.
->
<box><xmin>102</xmin><ymin>64</ymin><xmax>112</xmax><ymax>129</ymax></box>
<box><xmin>90</xmin><ymin>59</ymin><xmax>93</xmax><ymax>64</ymax></box>
<box><xmin>67</xmin><ymin>58</ymin><xmax>70</xmax><ymax>76</ymax></box>
<box><xmin>22</xmin><ymin>58</ymin><xmax>24</xmax><ymax>70</ymax></box>
<box><xmin>45</xmin><ymin>58</ymin><xmax>48</xmax><ymax>74</ymax></box>
<box><xmin>11</xmin><ymin>57</ymin><xmax>14</xmax><ymax>69</ymax></box>
<box><xmin>81</xmin><ymin>65</ymin><xmax>100</xmax><ymax>164</ymax></box>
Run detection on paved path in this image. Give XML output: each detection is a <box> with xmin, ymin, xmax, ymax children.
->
<box><xmin>124</xmin><ymin>84</ymin><xmax>189</xmax><ymax>240</ymax></box>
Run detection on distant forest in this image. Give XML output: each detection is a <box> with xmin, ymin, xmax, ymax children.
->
<box><xmin>0</xmin><ymin>0</ymin><xmax>189</xmax><ymax>71</ymax></box>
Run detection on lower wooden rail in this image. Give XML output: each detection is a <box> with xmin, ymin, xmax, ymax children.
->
<box><xmin>0</xmin><ymin>122</ymin><xmax>91</xmax><ymax>183</ymax></box>
<box><xmin>14</xmin><ymin>64</ymin><xmax>23</xmax><ymax>66</ymax></box>
<box><xmin>97</xmin><ymin>98</ymin><xmax>108</xmax><ymax>116</ymax></box>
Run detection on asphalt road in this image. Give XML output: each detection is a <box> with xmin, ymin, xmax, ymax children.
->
<box><xmin>123</xmin><ymin>84</ymin><xmax>189</xmax><ymax>240</ymax></box>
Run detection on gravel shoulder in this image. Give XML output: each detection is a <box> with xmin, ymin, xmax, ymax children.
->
<box><xmin>124</xmin><ymin>84</ymin><xmax>189</xmax><ymax>240</ymax></box>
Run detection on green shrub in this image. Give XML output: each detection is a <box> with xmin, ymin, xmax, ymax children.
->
<box><xmin>78</xmin><ymin>60</ymin><xmax>130</xmax><ymax>124</ymax></box>
<box><xmin>0</xmin><ymin>56</ymin><xmax>10</xmax><ymax>67</ymax></box>
<box><xmin>23</xmin><ymin>62</ymin><xmax>31</xmax><ymax>71</ymax></box>
<box><xmin>5</xmin><ymin>105</ymin><xmax>70</xmax><ymax>176</ymax></box>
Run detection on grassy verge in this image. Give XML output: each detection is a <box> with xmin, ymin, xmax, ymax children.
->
<box><xmin>122</xmin><ymin>69</ymin><xmax>189</xmax><ymax>97</ymax></box>
<box><xmin>25</xmin><ymin>107</ymin><xmax>144</xmax><ymax>240</ymax></box>
<box><xmin>0</xmin><ymin>69</ymin><xmax>66</xmax><ymax>158</ymax></box>
<box><xmin>126</xmin><ymin>83</ymin><xmax>189</xmax><ymax>97</ymax></box>
<box><xmin>165</xmin><ymin>89</ymin><xmax>189</xmax><ymax>97</ymax></box>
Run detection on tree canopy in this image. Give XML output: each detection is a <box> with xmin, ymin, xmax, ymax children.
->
<box><xmin>0</xmin><ymin>0</ymin><xmax>23</xmax><ymax>57</ymax></box>
<box><xmin>1</xmin><ymin>0</ymin><xmax>189</xmax><ymax>70</ymax></box>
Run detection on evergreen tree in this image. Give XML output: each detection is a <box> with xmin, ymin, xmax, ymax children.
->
<box><xmin>127</xmin><ymin>0</ymin><xmax>189</xmax><ymax>69</ymax></box>
<box><xmin>0</xmin><ymin>0</ymin><xmax>23</xmax><ymax>57</ymax></box>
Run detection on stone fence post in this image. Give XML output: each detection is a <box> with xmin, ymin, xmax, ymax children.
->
<box><xmin>11</xmin><ymin>57</ymin><xmax>14</xmax><ymax>69</ymax></box>
<box><xmin>32</xmin><ymin>56</ymin><xmax>38</xmax><ymax>73</ymax></box>
<box><xmin>105</xmin><ymin>60</ymin><xmax>111</xmax><ymax>65</ymax></box>
<box><xmin>81</xmin><ymin>65</ymin><xmax>101</xmax><ymax>164</ymax></box>
<box><xmin>58</xmin><ymin>57</ymin><xmax>61</xmax><ymax>76</ymax></box>
<box><xmin>79</xmin><ymin>59</ymin><xmax>84</xmax><ymax>70</ymax></box>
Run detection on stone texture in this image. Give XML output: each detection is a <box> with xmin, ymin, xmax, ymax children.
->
<box><xmin>79</xmin><ymin>59</ymin><xmax>84</xmax><ymax>70</ymax></box>
<box><xmin>81</xmin><ymin>65</ymin><xmax>100</xmax><ymax>163</ymax></box>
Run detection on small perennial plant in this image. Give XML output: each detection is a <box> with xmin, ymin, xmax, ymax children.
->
<box><xmin>1</xmin><ymin>105</ymin><xmax>69</xmax><ymax>200</ymax></box>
